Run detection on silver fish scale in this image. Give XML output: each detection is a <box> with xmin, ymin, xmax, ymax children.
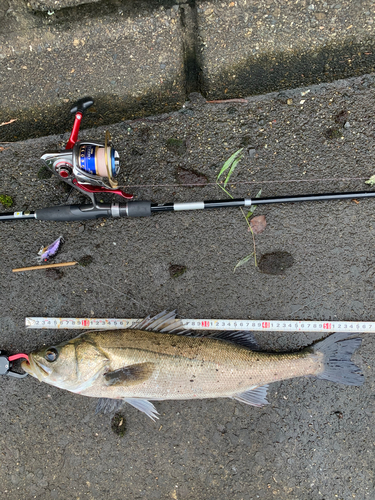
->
<box><xmin>78</xmin><ymin>329</ymin><xmax>318</xmax><ymax>401</ymax></box>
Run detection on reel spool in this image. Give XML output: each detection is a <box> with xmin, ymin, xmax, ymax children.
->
<box><xmin>73</xmin><ymin>132</ymin><xmax>120</xmax><ymax>189</ymax></box>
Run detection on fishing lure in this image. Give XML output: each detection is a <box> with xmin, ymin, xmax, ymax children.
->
<box><xmin>37</xmin><ymin>236</ymin><xmax>64</xmax><ymax>263</ymax></box>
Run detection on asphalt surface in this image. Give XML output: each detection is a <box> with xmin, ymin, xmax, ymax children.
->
<box><xmin>1</xmin><ymin>76</ymin><xmax>375</xmax><ymax>499</ymax></box>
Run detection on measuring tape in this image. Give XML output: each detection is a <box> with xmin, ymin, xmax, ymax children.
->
<box><xmin>25</xmin><ymin>317</ymin><xmax>375</xmax><ymax>334</ymax></box>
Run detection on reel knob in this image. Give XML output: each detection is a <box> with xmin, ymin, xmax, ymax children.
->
<box><xmin>58</xmin><ymin>166</ymin><xmax>72</xmax><ymax>178</ymax></box>
<box><xmin>53</xmin><ymin>159</ymin><xmax>73</xmax><ymax>179</ymax></box>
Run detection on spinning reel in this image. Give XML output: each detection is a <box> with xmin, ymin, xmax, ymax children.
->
<box><xmin>41</xmin><ymin>97</ymin><xmax>133</xmax><ymax>204</ymax></box>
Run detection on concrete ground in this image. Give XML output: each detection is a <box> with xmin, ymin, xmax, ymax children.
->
<box><xmin>1</xmin><ymin>74</ymin><xmax>375</xmax><ymax>499</ymax></box>
<box><xmin>2</xmin><ymin>0</ymin><xmax>375</xmax><ymax>140</ymax></box>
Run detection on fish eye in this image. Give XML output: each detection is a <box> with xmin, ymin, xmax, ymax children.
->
<box><xmin>45</xmin><ymin>348</ymin><xmax>59</xmax><ymax>362</ymax></box>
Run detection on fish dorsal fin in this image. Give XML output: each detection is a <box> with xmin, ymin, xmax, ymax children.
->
<box><xmin>104</xmin><ymin>362</ymin><xmax>154</xmax><ymax>387</ymax></box>
<box><xmin>232</xmin><ymin>384</ymin><xmax>269</xmax><ymax>407</ymax></box>
<box><xmin>131</xmin><ymin>312</ymin><xmax>259</xmax><ymax>349</ymax></box>
<box><xmin>209</xmin><ymin>331</ymin><xmax>259</xmax><ymax>350</ymax></box>
<box><xmin>124</xmin><ymin>398</ymin><xmax>159</xmax><ymax>421</ymax></box>
<box><xmin>132</xmin><ymin>310</ymin><xmax>192</xmax><ymax>335</ymax></box>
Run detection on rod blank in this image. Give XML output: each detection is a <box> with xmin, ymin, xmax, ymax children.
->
<box><xmin>2</xmin><ymin>191</ymin><xmax>375</xmax><ymax>223</ymax></box>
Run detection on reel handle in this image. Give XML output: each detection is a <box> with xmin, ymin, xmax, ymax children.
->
<box><xmin>70</xmin><ymin>97</ymin><xmax>94</xmax><ymax>115</ymax></box>
<box><xmin>66</xmin><ymin>97</ymin><xmax>94</xmax><ymax>150</ymax></box>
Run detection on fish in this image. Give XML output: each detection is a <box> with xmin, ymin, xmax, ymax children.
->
<box><xmin>21</xmin><ymin>311</ymin><xmax>364</xmax><ymax>420</ymax></box>
<box><xmin>37</xmin><ymin>236</ymin><xmax>63</xmax><ymax>263</ymax></box>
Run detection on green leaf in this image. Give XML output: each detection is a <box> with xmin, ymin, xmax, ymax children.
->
<box><xmin>245</xmin><ymin>189</ymin><xmax>262</xmax><ymax>218</ymax></box>
<box><xmin>233</xmin><ymin>253</ymin><xmax>254</xmax><ymax>272</ymax></box>
<box><xmin>224</xmin><ymin>156</ymin><xmax>242</xmax><ymax>187</ymax></box>
<box><xmin>365</xmin><ymin>175</ymin><xmax>375</xmax><ymax>186</ymax></box>
<box><xmin>217</xmin><ymin>183</ymin><xmax>234</xmax><ymax>199</ymax></box>
<box><xmin>217</xmin><ymin>148</ymin><xmax>244</xmax><ymax>182</ymax></box>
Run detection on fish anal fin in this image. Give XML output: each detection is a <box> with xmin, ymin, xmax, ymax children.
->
<box><xmin>124</xmin><ymin>398</ymin><xmax>159</xmax><ymax>421</ymax></box>
<box><xmin>232</xmin><ymin>384</ymin><xmax>269</xmax><ymax>407</ymax></box>
<box><xmin>104</xmin><ymin>362</ymin><xmax>155</xmax><ymax>387</ymax></box>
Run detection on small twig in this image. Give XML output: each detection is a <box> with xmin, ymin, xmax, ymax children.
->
<box><xmin>216</xmin><ymin>149</ymin><xmax>258</xmax><ymax>267</ymax></box>
<box><xmin>206</xmin><ymin>99</ymin><xmax>249</xmax><ymax>104</ymax></box>
<box><xmin>216</xmin><ymin>183</ymin><xmax>257</xmax><ymax>266</ymax></box>
<box><xmin>241</xmin><ymin>209</ymin><xmax>257</xmax><ymax>266</ymax></box>
<box><xmin>0</xmin><ymin>119</ymin><xmax>17</xmax><ymax>127</ymax></box>
<box><xmin>13</xmin><ymin>261</ymin><xmax>78</xmax><ymax>272</ymax></box>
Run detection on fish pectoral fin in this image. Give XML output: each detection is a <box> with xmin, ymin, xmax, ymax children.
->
<box><xmin>124</xmin><ymin>398</ymin><xmax>159</xmax><ymax>421</ymax></box>
<box><xmin>104</xmin><ymin>362</ymin><xmax>155</xmax><ymax>387</ymax></box>
<box><xmin>232</xmin><ymin>384</ymin><xmax>270</xmax><ymax>407</ymax></box>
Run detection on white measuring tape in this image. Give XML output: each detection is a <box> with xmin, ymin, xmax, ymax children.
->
<box><xmin>25</xmin><ymin>317</ymin><xmax>375</xmax><ymax>334</ymax></box>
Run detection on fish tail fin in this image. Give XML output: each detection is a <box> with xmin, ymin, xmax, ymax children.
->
<box><xmin>313</xmin><ymin>332</ymin><xmax>364</xmax><ymax>386</ymax></box>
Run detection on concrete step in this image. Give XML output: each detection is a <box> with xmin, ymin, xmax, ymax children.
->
<box><xmin>1</xmin><ymin>0</ymin><xmax>375</xmax><ymax>142</ymax></box>
<box><xmin>197</xmin><ymin>0</ymin><xmax>375</xmax><ymax>98</ymax></box>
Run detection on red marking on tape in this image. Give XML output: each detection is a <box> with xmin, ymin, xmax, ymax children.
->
<box><xmin>323</xmin><ymin>323</ymin><xmax>332</xmax><ymax>329</ymax></box>
<box><xmin>201</xmin><ymin>321</ymin><xmax>210</xmax><ymax>328</ymax></box>
<box><xmin>262</xmin><ymin>322</ymin><xmax>270</xmax><ymax>328</ymax></box>
<box><xmin>82</xmin><ymin>320</ymin><xmax>90</xmax><ymax>327</ymax></box>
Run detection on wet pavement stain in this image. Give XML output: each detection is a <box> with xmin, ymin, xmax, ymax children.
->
<box><xmin>324</xmin><ymin>127</ymin><xmax>343</xmax><ymax>140</ymax></box>
<box><xmin>169</xmin><ymin>264</ymin><xmax>187</xmax><ymax>278</ymax></box>
<box><xmin>258</xmin><ymin>251</ymin><xmax>294</xmax><ymax>275</ymax></box>
<box><xmin>111</xmin><ymin>412</ymin><xmax>127</xmax><ymax>437</ymax></box>
<box><xmin>78</xmin><ymin>255</ymin><xmax>94</xmax><ymax>267</ymax></box>
<box><xmin>166</xmin><ymin>138</ymin><xmax>187</xmax><ymax>156</ymax></box>
<box><xmin>45</xmin><ymin>268</ymin><xmax>64</xmax><ymax>280</ymax></box>
<box><xmin>176</xmin><ymin>167</ymin><xmax>208</xmax><ymax>186</ymax></box>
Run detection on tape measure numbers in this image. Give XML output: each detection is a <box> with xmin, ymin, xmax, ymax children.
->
<box><xmin>25</xmin><ymin>317</ymin><xmax>375</xmax><ymax>334</ymax></box>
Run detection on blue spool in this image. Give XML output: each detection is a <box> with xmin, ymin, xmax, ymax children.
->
<box><xmin>79</xmin><ymin>144</ymin><xmax>117</xmax><ymax>177</ymax></box>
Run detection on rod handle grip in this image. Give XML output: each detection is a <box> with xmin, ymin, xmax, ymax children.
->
<box><xmin>36</xmin><ymin>205</ymin><xmax>111</xmax><ymax>221</ymax></box>
<box><xmin>125</xmin><ymin>201</ymin><xmax>152</xmax><ymax>217</ymax></box>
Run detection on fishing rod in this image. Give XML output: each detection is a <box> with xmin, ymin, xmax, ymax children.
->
<box><xmin>2</xmin><ymin>97</ymin><xmax>375</xmax><ymax>223</ymax></box>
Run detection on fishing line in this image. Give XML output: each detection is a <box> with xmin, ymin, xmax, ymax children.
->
<box><xmin>118</xmin><ymin>176</ymin><xmax>369</xmax><ymax>190</ymax></box>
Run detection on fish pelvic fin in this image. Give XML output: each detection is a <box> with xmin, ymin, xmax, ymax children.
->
<box><xmin>124</xmin><ymin>398</ymin><xmax>159</xmax><ymax>421</ymax></box>
<box><xmin>313</xmin><ymin>332</ymin><xmax>364</xmax><ymax>386</ymax></box>
<box><xmin>104</xmin><ymin>362</ymin><xmax>155</xmax><ymax>387</ymax></box>
<box><xmin>95</xmin><ymin>398</ymin><xmax>125</xmax><ymax>415</ymax></box>
<box><xmin>95</xmin><ymin>397</ymin><xmax>159</xmax><ymax>421</ymax></box>
<box><xmin>232</xmin><ymin>384</ymin><xmax>269</xmax><ymax>407</ymax></box>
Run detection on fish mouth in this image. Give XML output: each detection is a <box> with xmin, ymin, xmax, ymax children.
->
<box><xmin>21</xmin><ymin>356</ymin><xmax>51</xmax><ymax>381</ymax></box>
